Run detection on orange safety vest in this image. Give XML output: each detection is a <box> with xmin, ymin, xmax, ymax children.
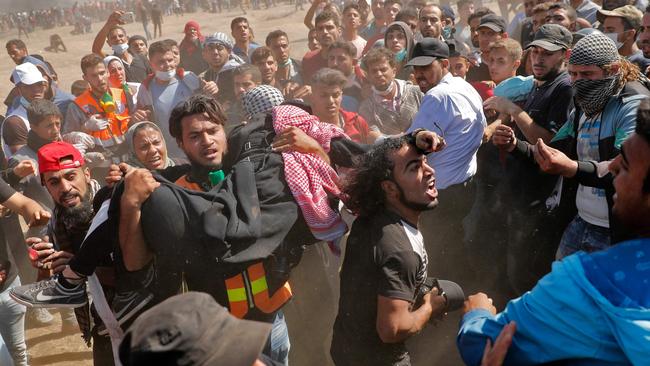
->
<box><xmin>174</xmin><ymin>173</ymin><xmax>293</xmax><ymax>319</ymax></box>
<box><xmin>74</xmin><ymin>88</ymin><xmax>130</xmax><ymax>144</ymax></box>
<box><xmin>175</xmin><ymin>175</ymin><xmax>204</xmax><ymax>191</ymax></box>
<box><xmin>225</xmin><ymin>262</ymin><xmax>292</xmax><ymax>319</ymax></box>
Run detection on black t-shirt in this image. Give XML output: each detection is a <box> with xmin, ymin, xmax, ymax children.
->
<box><xmin>332</xmin><ymin>210</ymin><xmax>426</xmax><ymax>365</ymax></box>
<box><xmin>0</xmin><ymin>176</ymin><xmax>15</xmax><ymax>203</ymax></box>
<box><xmin>509</xmin><ymin>71</ymin><xmax>574</xmax><ymax>207</ymax></box>
<box><xmin>123</xmin><ymin>53</ymin><xmax>152</xmax><ymax>83</ymax></box>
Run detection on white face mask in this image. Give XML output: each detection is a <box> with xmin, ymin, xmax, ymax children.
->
<box><xmin>155</xmin><ymin>69</ymin><xmax>176</xmax><ymax>81</ymax></box>
<box><xmin>604</xmin><ymin>32</ymin><xmax>624</xmax><ymax>50</ymax></box>
<box><xmin>112</xmin><ymin>43</ymin><xmax>129</xmax><ymax>55</ymax></box>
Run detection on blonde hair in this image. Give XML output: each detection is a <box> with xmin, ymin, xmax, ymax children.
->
<box><xmin>487</xmin><ymin>38</ymin><xmax>523</xmax><ymax>63</ymax></box>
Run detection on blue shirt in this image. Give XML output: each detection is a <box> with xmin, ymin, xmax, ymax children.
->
<box><xmin>457</xmin><ymin>238</ymin><xmax>650</xmax><ymax>366</ymax></box>
<box><xmin>233</xmin><ymin>42</ymin><xmax>260</xmax><ymax>63</ymax></box>
<box><xmin>149</xmin><ymin>78</ymin><xmax>194</xmax><ymax>158</ymax></box>
<box><xmin>408</xmin><ymin>73</ymin><xmax>486</xmax><ymax>189</ymax></box>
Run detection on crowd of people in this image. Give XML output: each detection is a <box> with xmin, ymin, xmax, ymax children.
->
<box><xmin>0</xmin><ymin>0</ymin><xmax>649</xmax><ymax>365</ymax></box>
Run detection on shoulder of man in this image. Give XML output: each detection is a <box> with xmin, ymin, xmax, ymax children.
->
<box><xmin>354</xmin><ymin>211</ymin><xmax>412</xmax><ymax>253</ymax></box>
<box><xmin>620</xmin><ymin>80</ymin><xmax>650</xmax><ymax>100</ymax></box>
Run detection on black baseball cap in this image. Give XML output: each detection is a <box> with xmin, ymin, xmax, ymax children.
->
<box><xmin>526</xmin><ymin>24</ymin><xmax>572</xmax><ymax>52</ymax></box>
<box><xmin>478</xmin><ymin>14</ymin><xmax>506</xmax><ymax>33</ymax></box>
<box><xmin>447</xmin><ymin>39</ymin><xmax>469</xmax><ymax>59</ymax></box>
<box><xmin>119</xmin><ymin>292</ymin><xmax>272</xmax><ymax>366</ymax></box>
<box><xmin>406</xmin><ymin>38</ymin><xmax>450</xmax><ymax>67</ymax></box>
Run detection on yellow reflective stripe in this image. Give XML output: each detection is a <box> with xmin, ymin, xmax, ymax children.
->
<box><xmin>250</xmin><ymin>276</ymin><xmax>268</xmax><ymax>295</ymax></box>
<box><xmin>227</xmin><ymin>287</ymin><xmax>247</xmax><ymax>302</ymax></box>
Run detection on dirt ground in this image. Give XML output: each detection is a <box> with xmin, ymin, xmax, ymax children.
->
<box><xmin>0</xmin><ymin>3</ymin><xmax>311</xmax><ymax>99</ymax></box>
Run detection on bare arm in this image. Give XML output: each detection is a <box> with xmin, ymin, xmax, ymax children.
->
<box><xmin>376</xmin><ymin>291</ymin><xmax>446</xmax><ymax>343</ymax></box>
<box><xmin>119</xmin><ymin>166</ymin><xmax>158</xmax><ymax>271</ymax></box>
<box><xmin>92</xmin><ymin>11</ymin><xmax>125</xmax><ymax>56</ymax></box>
<box><xmin>272</xmin><ymin>126</ymin><xmax>331</xmax><ymax>164</ymax></box>
<box><xmin>509</xmin><ymin>109</ymin><xmax>554</xmax><ymax>143</ymax></box>
<box><xmin>484</xmin><ymin>97</ymin><xmax>554</xmax><ymax>143</ymax></box>
<box><xmin>3</xmin><ymin>192</ymin><xmax>50</xmax><ymax>227</ymax></box>
<box><xmin>304</xmin><ymin>0</ymin><xmax>325</xmax><ymax>29</ymax></box>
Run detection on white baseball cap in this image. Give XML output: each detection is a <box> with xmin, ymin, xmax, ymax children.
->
<box><xmin>11</xmin><ymin>62</ymin><xmax>46</xmax><ymax>85</ymax></box>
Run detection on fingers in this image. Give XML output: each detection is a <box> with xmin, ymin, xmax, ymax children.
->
<box><xmin>26</xmin><ymin>237</ymin><xmax>42</xmax><ymax>246</ymax></box>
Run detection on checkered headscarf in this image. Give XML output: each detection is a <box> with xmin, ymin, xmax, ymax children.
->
<box><xmin>203</xmin><ymin>32</ymin><xmax>234</xmax><ymax>49</ymax></box>
<box><xmin>569</xmin><ymin>32</ymin><xmax>619</xmax><ymax>67</ymax></box>
<box><xmin>242</xmin><ymin>85</ymin><xmax>285</xmax><ymax>120</ymax></box>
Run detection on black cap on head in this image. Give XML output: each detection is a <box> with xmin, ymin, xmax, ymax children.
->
<box><xmin>446</xmin><ymin>39</ymin><xmax>469</xmax><ymax>59</ymax></box>
<box><xmin>478</xmin><ymin>14</ymin><xmax>506</xmax><ymax>33</ymax></box>
<box><xmin>526</xmin><ymin>24</ymin><xmax>572</xmax><ymax>52</ymax></box>
<box><xmin>119</xmin><ymin>292</ymin><xmax>272</xmax><ymax>366</ymax></box>
<box><xmin>406</xmin><ymin>38</ymin><xmax>450</xmax><ymax>67</ymax></box>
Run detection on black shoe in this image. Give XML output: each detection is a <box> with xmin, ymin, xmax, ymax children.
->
<box><xmin>10</xmin><ymin>277</ymin><xmax>86</xmax><ymax>308</ymax></box>
<box><xmin>97</xmin><ymin>288</ymin><xmax>153</xmax><ymax>336</ymax></box>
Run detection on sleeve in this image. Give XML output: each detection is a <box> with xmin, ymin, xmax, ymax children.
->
<box><xmin>613</xmin><ymin>97</ymin><xmax>641</xmax><ymax>150</ymax></box>
<box><xmin>406</xmin><ymin>94</ymin><xmax>438</xmax><ymax>134</ymax></box>
<box><xmin>328</xmin><ymin>137</ymin><xmax>370</xmax><ymax>168</ymax></box>
<box><xmin>135</xmin><ymin>83</ymin><xmax>153</xmax><ymax>110</ymax></box>
<box><xmin>63</xmin><ymin>103</ymin><xmax>87</xmax><ymax>134</ymax></box>
<box><xmin>0</xmin><ymin>176</ymin><xmax>16</xmax><ymax>203</ymax></box>
<box><xmin>457</xmin><ymin>259</ymin><xmax>609</xmax><ymax>366</ymax></box>
<box><xmin>377</xmin><ymin>250</ymin><xmax>421</xmax><ymax>302</ymax></box>
<box><xmin>2</xmin><ymin>117</ymin><xmax>28</xmax><ymax>147</ymax></box>
<box><xmin>355</xmin><ymin>114</ymin><xmax>371</xmax><ymax>143</ymax></box>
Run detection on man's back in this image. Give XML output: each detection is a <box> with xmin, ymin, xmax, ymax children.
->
<box><xmin>408</xmin><ymin>73</ymin><xmax>486</xmax><ymax>189</ymax></box>
<box><xmin>458</xmin><ymin>238</ymin><xmax>650</xmax><ymax>365</ymax></box>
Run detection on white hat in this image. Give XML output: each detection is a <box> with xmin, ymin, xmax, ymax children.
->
<box><xmin>11</xmin><ymin>62</ymin><xmax>46</xmax><ymax>85</ymax></box>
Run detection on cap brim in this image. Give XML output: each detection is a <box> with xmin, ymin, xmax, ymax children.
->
<box><xmin>478</xmin><ymin>23</ymin><xmax>503</xmax><ymax>33</ymax></box>
<box><xmin>596</xmin><ymin>9</ymin><xmax>620</xmax><ymax>24</ymax></box>
<box><xmin>526</xmin><ymin>40</ymin><xmax>565</xmax><ymax>52</ymax></box>
<box><xmin>405</xmin><ymin>56</ymin><xmax>436</xmax><ymax>67</ymax></box>
<box><xmin>205</xmin><ymin>316</ymin><xmax>272</xmax><ymax>366</ymax></box>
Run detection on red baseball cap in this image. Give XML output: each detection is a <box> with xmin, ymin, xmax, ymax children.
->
<box><xmin>37</xmin><ymin>142</ymin><xmax>85</xmax><ymax>174</ymax></box>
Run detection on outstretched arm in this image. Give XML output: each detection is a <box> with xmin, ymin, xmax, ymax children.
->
<box><xmin>92</xmin><ymin>10</ymin><xmax>125</xmax><ymax>56</ymax></box>
<box><xmin>3</xmin><ymin>191</ymin><xmax>50</xmax><ymax>227</ymax></box>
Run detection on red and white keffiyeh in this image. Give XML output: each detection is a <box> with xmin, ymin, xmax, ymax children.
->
<box><xmin>272</xmin><ymin>105</ymin><xmax>348</xmax><ymax>254</ymax></box>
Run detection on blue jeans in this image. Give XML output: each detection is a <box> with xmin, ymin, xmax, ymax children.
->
<box><xmin>262</xmin><ymin>310</ymin><xmax>290</xmax><ymax>365</ymax></box>
<box><xmin>557</xmin><ymin>215</ymin><xmax>611</xmax><ymax>260</ymax></box>
<box><xmin>0</xmin><ymin>277</ymin><xmax>27</xmax><ymax>366</ymax></box>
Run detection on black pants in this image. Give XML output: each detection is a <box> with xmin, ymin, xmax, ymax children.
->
<box><xmin>92</xmin><ymin>330</ymin><xmax>114</xmax><ymax>366</ymax></box>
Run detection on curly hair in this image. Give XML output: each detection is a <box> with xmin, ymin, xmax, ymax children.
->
<box><xmin>343</xmin><ymin>136</ymin><xmax>410</xmax><ymax>217</ymax></box>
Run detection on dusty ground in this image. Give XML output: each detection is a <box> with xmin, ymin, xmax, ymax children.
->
<box><xmin>0</xmin><ymin>3</ymin><xmax>311</xmax><ymax>99</ymax></box>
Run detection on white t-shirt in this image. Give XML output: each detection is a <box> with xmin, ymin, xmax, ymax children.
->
<box><xmin>575</xmin><ymin>113</ymin><xmax>609</xmax><ymax>228</ymax></box>
<box><xmin>349</xmin><ymin>37</ymin><xmax>367</xmax><ymax>59</ymax></box>
<box><xmin>402</xmin><ymin>220</ymin><xmax>428</xmax><ymax>284</ymax></box>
